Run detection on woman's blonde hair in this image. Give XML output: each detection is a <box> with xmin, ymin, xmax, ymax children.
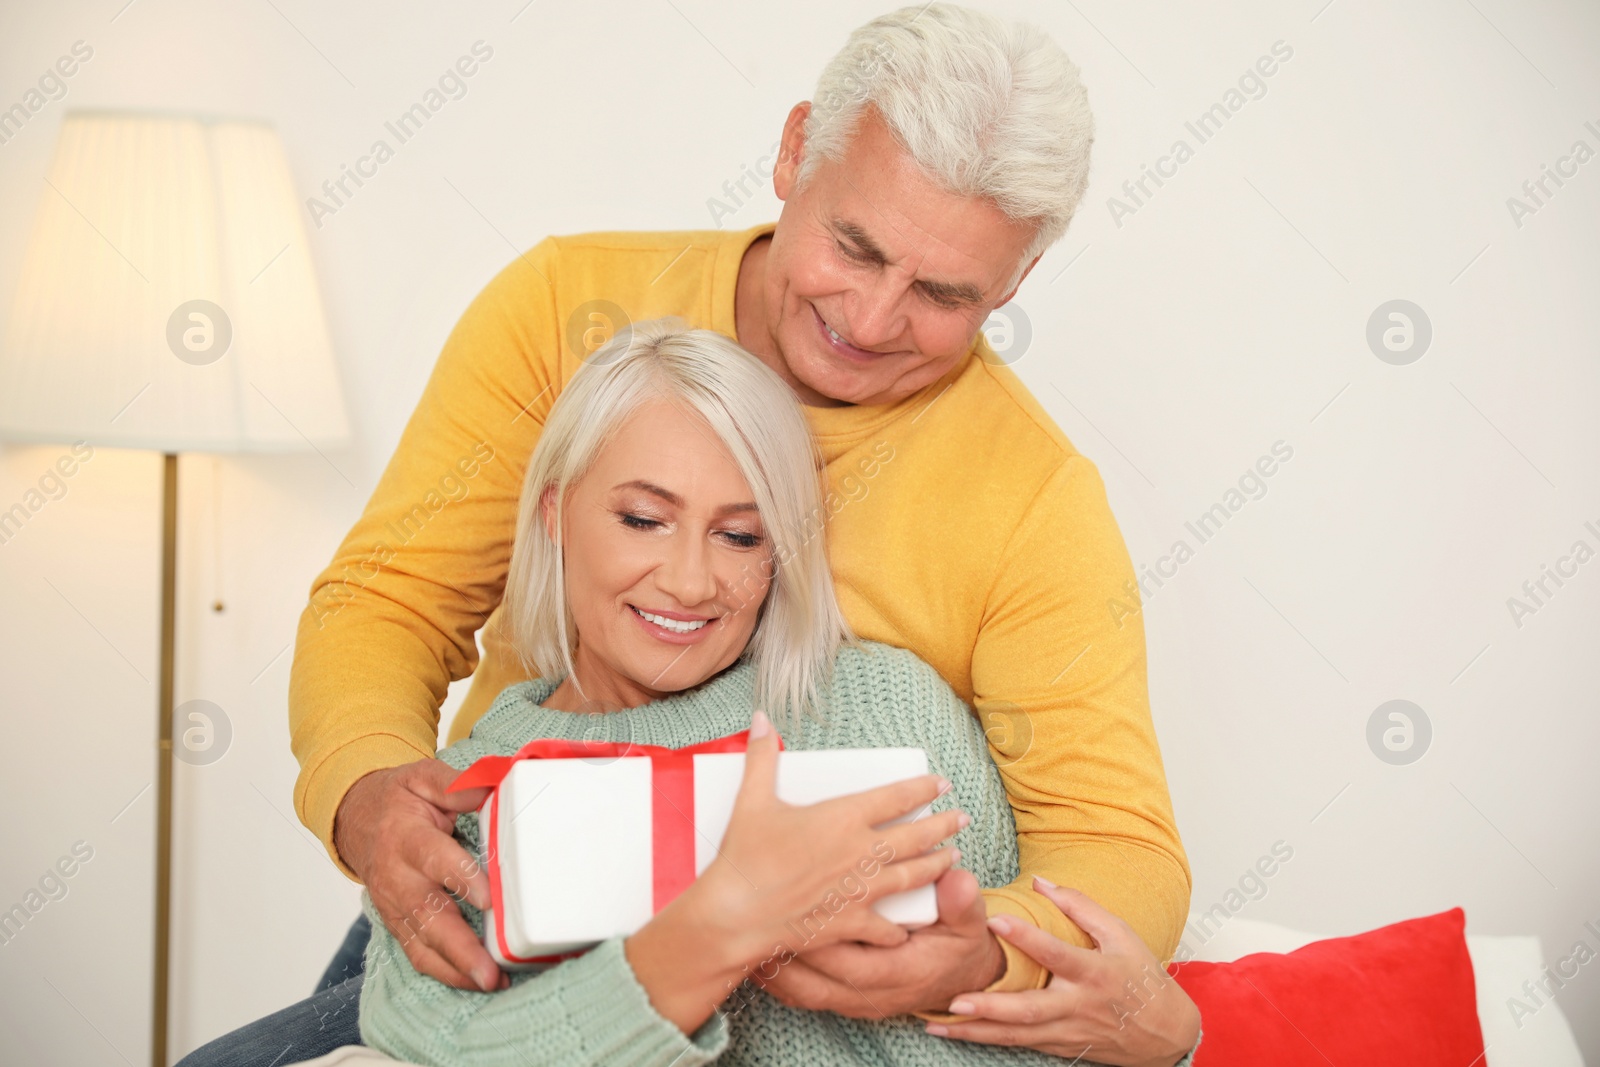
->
<box><xmin>503</xmin><ymin>317</ymin><xmax>853</xmax><ymax>721</ymax></box>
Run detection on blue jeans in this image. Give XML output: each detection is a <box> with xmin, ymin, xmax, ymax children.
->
<box><xmin>176</xmin><ymin>914</ymin><xmax>371</xmax><ymax>1066</ymax></box>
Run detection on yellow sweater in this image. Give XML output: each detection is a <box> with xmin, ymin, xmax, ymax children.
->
<box><xmin>289</xmin><ymin>223</ymin><xmax>1191</xmax><ymax>994</ymax></box>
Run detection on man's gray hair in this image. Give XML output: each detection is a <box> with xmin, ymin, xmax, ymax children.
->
<box><xmin>801</xmin><ymin>2</ymin><xmax>1094</xmax><ymax>290</ymax></box>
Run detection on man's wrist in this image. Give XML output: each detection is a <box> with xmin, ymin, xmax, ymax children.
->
<box><xmin>976</xmin><ymin>929</ymin><xmax>1007</xmax><ymax>989</ymax></box>
<box><xmin>331</xmin><ymin>767</ymin><xmax>386</xmax><ymax>881</ymax></box>
<box><xmin>302</xmin><ymin>735</ymin><xmax>434</xmax><ymax>880</ymax></box>
<box><xmin>903</xmin><ymin>930</ymin><xmax>1008</xmax><ymax>1017</ymax></box>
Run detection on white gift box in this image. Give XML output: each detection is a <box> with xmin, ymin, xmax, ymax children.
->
<box><xmin>473</xmin><ymin>746</ymin><xmax>939</xmax><ymax>968</ymax></box>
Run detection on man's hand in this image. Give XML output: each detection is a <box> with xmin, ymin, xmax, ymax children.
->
<box><xmin>333</xmin><ymin>759</ymin><xmax>507</xmax><ymax>992</ymax></box>
<box><xmin>759</xmin><ymin>867</ymin><xmax>1005</xmax><ymax>1018</ymax></box>
<box><xmin>926</xmin><ymin>877</ymin><xmax>1201</xmax><ymax>1067</ymax></box>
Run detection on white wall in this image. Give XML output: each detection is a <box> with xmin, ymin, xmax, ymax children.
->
<box><xmin>0</xmin><ymin>0</ymin><xmax>1595</xmax><ymax>1062</ymax></box>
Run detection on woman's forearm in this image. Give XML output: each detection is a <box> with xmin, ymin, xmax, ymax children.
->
<box><xmin>358</xmin><ymin>895</ymin><xmax>731</xmax><ymax>1067</ymax></box>
<box><xmin>624</xmin><ymin>884</ymin><xmax>758</xmax><ymax>1034</ymax></box>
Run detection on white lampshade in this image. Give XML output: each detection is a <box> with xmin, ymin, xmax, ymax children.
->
<box><xmin>0</xmin><ymin>111</ymin><xmax>349</xmax><ymax>453</ymax></box>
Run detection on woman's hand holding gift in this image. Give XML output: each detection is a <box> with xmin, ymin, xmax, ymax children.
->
<box><xmin>625</xmin><ymin>709</ymin><xmax>966</xmax><ymax>1034</ymax></box>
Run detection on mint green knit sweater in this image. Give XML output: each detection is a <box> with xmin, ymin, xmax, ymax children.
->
<box><xmin>357</xmin><ymin>640</ymin><xmax>1200</xmax><ymax>1067</ymax></box>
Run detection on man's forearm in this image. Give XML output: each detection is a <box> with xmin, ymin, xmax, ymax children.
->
<box><xmin>290</xmin><ymin>620</ymin><xmax>453</xmax><ymax>876</ymax></box>
<box><xmin>983</xmin><ymin>838</ymin><xmax>1192</xmax><ymax>989</ymax></box>
<box><xmin>306</xmin><ymin>737</ymin><xmax>433</xmax><ymax>878</ymax></box>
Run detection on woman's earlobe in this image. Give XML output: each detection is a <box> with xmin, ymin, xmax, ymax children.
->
<box><xmin>539</xmin><ymin>485</ymin><xmax>559</xmax><ymax>542</ymax></box>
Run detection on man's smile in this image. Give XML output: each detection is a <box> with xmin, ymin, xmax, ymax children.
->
<box><xmin>812</xmin><ymin>303</ymin><xmax>896</xmax><ymax>363</ymax></box>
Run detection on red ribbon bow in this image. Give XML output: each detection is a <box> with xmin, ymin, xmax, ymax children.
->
<box><xmin>449</xmin><ymin>729</ymin><xmax>778</xmax><ymax>964</ymax></box>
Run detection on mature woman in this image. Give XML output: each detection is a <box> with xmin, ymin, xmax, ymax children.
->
<box><xmin>341</xmin><ymin>320</ymin><xmax>1201</xmax><ymax>1067</ymax></box>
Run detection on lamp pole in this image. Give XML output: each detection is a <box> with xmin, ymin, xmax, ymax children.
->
<box><xmin>153</xmin><ymin>453</ymin><xmax>178</xmax><ymax>1067</ymax></box>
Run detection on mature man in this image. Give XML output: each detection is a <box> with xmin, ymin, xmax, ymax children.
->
<box><xmin>228</xmin><ymin>4</ymin><xmax>1197</xmax><ymax>1063</ymax></box>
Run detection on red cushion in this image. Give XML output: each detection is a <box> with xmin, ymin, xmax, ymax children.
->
<box><xmin>1167</xmin><ymin>908</ymin><xmax>1486</xmax><ymax>1066</ymax></box>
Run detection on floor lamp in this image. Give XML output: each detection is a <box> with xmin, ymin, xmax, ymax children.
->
<box><xmin>0</xmin><ymin>111</ymin><xmax>350</xmax><ymax>1066</ymax></box>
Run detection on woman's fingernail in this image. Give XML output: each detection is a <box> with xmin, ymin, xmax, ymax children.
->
<box><xmin>1033</xmin><ymin>875</ymin><xmax>1057</xmax><ymax>891</ymax></box>
<box><xmin>750</xmin><ymin>709</ymin><xmax>771</xmax><ymax>738</ymax></box>
<box><xmin>987</xmin><ymin>915</ymin><xmax>1012</xmax><ymax>936</ymax></box>
<box><xmin>925</xmin><ymin>1023</ymin><xmax>949</xmax><ymax>1036</ymax></box>
<box><xmin>956</xmin><ymin>811</ymin><xmax>971</xmax><ymax>829</ymax></box>
<box><xmin>949</xmin><ymin>848</ymin><xmax>962</xmax><ymax>865</ymax></box>
<box><xmin>936</xmin><ymin>777</ymin><xmax>952</xmax><ymax>795</ymax></box>
<box><xmin>475</xmin><ymin>966</ymin><xmax>498</xmax><ymax>991</ymax></box>
<box><xmin>948</xmin><ymin>1000</ymin><xmax>975</xmax><ymax>1015</ymax></box>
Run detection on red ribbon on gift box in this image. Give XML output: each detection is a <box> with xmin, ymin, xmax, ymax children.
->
<box><xmin>448</xmin><ymin>730</ymin><xmax>778</xmax><ymax>964</ymax></box>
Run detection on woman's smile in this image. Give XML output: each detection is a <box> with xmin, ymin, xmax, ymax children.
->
<box><xmin>627</xmin><ymin>604</ymin><xmax>721</xmax><ymax>643</ymax></box>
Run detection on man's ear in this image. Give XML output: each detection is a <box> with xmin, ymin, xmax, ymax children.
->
<box><xmin>772</xmin><ymin>101</ymin><xmax>811</xmax><ymax>202</ymax></box>
<box><xmin>996</xmin><ymin>254</ymin><xmax>1043</xmax><ymax>308</ymax></box>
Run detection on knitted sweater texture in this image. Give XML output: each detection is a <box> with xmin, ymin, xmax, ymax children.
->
<box><xmin>358</xmin><ymin>641</ymin><xmax>1200</xmax><ymax>1067</ymax></box>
